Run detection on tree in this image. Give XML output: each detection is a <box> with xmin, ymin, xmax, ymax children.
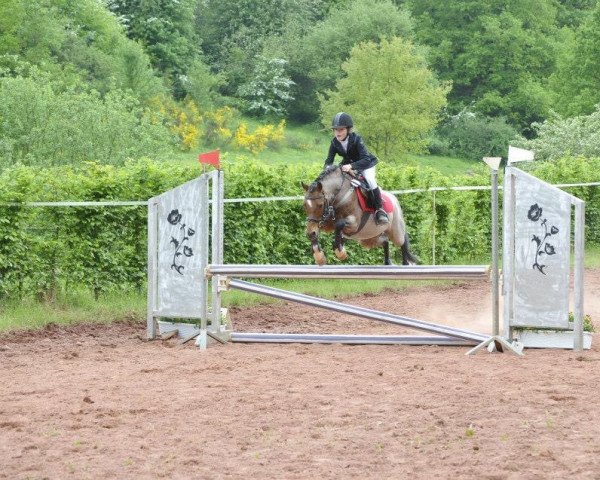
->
<box><xmin>279</xmin><ymin>0</ymin><xmax>414</xmax><ymax>121</ymax></box>
<box><xmin>320</xmin><ymin>37</ymin><xmax>448</xmax><ymax>159</ymax></box>
<box><xmin>518</xmin><ymin>105</ymin><xmax>600</xmax><ymax>161</ymax></box>
<box><xmin>181</xmin><ymin>57</ymin><xmax>224</xmax><ymax>110</ymax></box>
<box><xmin>197</xmin><ymin>0</ymin><xmax>330</xmax><ymax>99</ymax></box>
<box><xmin>106</xmin><ymin>0</ymin><xmax>201</xmax><ymax>98</ymax></box>
<box><xmin>550</xmin><ymin>3</ymin><xmax>600</xmax><ymax>117</ymax></box>
<box><xmin>435</xmin><ymin>111</ymin><xmax>519</xmax><ymax>161</ymax></box>
<box><xmin>406</xmin><ymin>0</ymin><xmax>559</xmax><ymax>134</ymax></box>
<box><xmin>237</xmin><ymin>57</ymin><xmax>294</xmax><ymax>118</ymax></box>
<box><xmin>0</xmin><ymin>0</ymin><xmax>162</xmax><ymax>99</ymax></box>
<box><xmin>555</xmin><ymin>0</ymin><xmax>597</xmax><ymax>28</ymax></box>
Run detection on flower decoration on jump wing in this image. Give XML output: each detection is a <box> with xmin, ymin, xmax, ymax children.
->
<box><xmin>527</xmin><ymin>203</ymin><xmax>559</xmax><ymax>275</ymax></box>
<box><xmin>167</xmin><ymin>208</ymin><xmax>195</xmax><ymax>275</ymax></box>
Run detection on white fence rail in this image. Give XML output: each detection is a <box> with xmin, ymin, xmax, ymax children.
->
<box><xmin>8</xmin><ymin>181</ymin><xmax>599</xmax><ymax>207</ymax></box>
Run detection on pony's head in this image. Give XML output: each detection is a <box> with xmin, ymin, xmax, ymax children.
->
<box><xmin>301</xmin><ymin>166</ymin><xmax>341</xmax><ymax>218</ymax></box>
<box><xmin>301</xmin><ymin>165</ymin><xmax>343</xmax><ymax>236</ymax></box>
<box><xmin>302</xmin><ymin>179</ymin><xmax>326</xmax><ymax>225</ymax></box>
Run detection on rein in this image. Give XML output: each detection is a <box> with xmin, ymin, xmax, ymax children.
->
<box><xmin>306</xmin><ymin>172</ymin><xmax>352</xmax><ymax>227</ymax></box>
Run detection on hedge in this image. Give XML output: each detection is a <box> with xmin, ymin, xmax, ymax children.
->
<box><xmin>0</xmin><ymin>156</ymin><xmax>598</xmax><ymax>300</ymax></box>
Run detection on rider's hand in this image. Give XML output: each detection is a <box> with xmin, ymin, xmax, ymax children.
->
<box><xmin>341</xmin><ymin>164</ymin><xmax>352</xmax><ymax>172</ymax></box>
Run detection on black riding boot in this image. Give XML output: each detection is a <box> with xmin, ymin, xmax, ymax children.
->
<box><xmin>372</xmin><ymin>187</ymin><xmax>389</xmax><ymax>225</ymax></box>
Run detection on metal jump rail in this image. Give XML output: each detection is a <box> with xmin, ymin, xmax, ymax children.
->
<box><xmin>206</xmin><ymin>264</ymin><xmax>490</xmax><ymax>281</ymax></box>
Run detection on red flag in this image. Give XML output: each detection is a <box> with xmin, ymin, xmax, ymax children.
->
<box><xmin>198</xmin><ymin>149</ymin><xmax>220</xmax><ymax>169</ymax></box>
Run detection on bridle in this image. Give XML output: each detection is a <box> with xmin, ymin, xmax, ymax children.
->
<box><xmin>305</xmin><ymin>193</ymin><xmax>335</xmax><ymax>227</ymax></box>
<box><xmin>305</xmin><ymin>172</ymin><xmax>351</xmax><ymax>227</ymax></box>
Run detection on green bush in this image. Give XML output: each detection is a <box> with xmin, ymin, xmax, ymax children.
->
<box><xmin>0</xmin><ymin>156</ymin><xmax>598</xmax><ymax>301</ymax></box>
<box><xmin>0</xmin><ymin>73</ymin><xmax>173</xmax><ymax>169</ymax></box>
<box><xmin>434</xmin><ymin>112</ymin><xmax>519</xmax><ymax>161</ymax></box>
<box><xmin>517</xmin><ymin>105</ymin><xmax>600</xmax><ymax>161</ymax></box>
<box><xmin>0</xmin><ymin>160</ymin><xmax>198</xmax><ymax>300</ymax></box>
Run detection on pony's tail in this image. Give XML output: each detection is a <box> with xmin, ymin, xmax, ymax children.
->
<box><xmin>401</xmin><ymin>232</ymin><xmax>419</xmax><ymax>265</ymax></box>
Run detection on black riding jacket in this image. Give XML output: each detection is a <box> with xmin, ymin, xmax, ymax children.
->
<box><xmin>324</xmin><ymin>132</ymin><xmax>377</xmax><ymax>171</ymax></box>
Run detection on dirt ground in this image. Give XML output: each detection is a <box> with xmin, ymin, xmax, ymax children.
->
<box><xmin>2</xmin><ymin>269</ymin><xmax>600</xmax><ymax>479</ymax></box>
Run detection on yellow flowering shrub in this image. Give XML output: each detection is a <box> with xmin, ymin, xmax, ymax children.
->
<box><xmin>233</xmin><ymin>120</ymin><xmax>285</xmax><ymax>154</ymax></box>
<box><xmin>146</xmin><ymin>96</ymin><xmax>202</xmax><ymax>151</ymax></box>
<box><xmin>203</xmin><ymin>106</ymin><xmax>236</xmax><ymax>146</ymax></box>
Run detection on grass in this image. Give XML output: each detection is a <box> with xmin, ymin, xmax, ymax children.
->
<box><xmin>402</xmin><ymin>153</ymin><xmax>480</xmax><ymax>177</ymax></box>
<box><xmin>584</xmin><ymin>244</ymin><xmax>600</xmax><ymax>268</ymax></box>
<box><xmin>164</xmin><ymin>121</ymin><xmax>329</xmax><ymax>166</ymax></box>
<box><xmin>0</xmin><ymin>289</ymin><xmax>145</xmax><ymax>333</ymax></box>
<box><xmin>0</xmin><ymin>278</ymin><xmax>450</xmax><ymax>333</ymax></box>
<box><xmin>255</xmin><ymin>121</ymin><xmax>330</xmax><ymax>165</ymax></box>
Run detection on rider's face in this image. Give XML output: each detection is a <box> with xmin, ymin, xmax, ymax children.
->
<box><xmin>333</xmin><ymin>127</ymin><xmax>348</xmax><ymax>142</ymax></box>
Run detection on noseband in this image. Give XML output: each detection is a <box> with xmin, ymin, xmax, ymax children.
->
<box><xmin>306</xmin><ymin>194</ymin><xmax>335</xmax><ymax>226</ymax></box>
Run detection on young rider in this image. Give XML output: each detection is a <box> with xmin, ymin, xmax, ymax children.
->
<box><xmin>324</xmin><ymin>112</ymin><xmax>389</xmax><ymax>225</ymax></box>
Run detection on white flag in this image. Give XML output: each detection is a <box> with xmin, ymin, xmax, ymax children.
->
<box><xmin>508</xmin><ymin>145</ymin><xmax>535</xmax><ymax>163</ymax></box>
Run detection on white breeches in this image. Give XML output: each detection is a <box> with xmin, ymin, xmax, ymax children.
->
<box><xmin>361</xmin><ymin>166</ymin><xmax>378</xmax><ymax>190</ymax></box>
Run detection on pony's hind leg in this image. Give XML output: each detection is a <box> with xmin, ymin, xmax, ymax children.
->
<box><xmin>401</xmin><ymin>232</ymin><xmax>417</xmax><ymax>265</ymax></box>
<box><xmin>387</xmin><ymin>197</ymin><xmax>417</xmax><ymax>265</ymax></box>
<box><xmin>333</xmin><ymin>219</ymin><xmax>348</xmax><ymax>261</ymax></box>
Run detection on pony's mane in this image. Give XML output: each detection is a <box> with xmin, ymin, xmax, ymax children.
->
<box><xmin>315</xmin><ymin>165</ymin><xmax>340</xmax><ymax>182</ymax></box>
<box><xmin>308</xmin><ymin>165</ymin><xmax>341</xmax><ymax>192</ymax></box>
<box><xmin>311</xmin><ymin>165</ymin><xmax>340</xmax><ymax>186</ymax></box>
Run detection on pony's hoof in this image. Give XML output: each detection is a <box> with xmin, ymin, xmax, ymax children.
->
<box><xmin>334</xmin><ymin>248</ymin><xmax>348</xmax><ymax>261</ymax></box>
<box><xmin>314</xmin><ymin>251</ymin><xmax>327</xmax><ymax>265</ymax></box>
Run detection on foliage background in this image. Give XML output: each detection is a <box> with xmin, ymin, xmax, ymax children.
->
<box><xmin>2</xmin><ymin>0</ymin><xmax>600</xmax><ymax>308</ymax></box>
<box><xmin>3</xmin><ymin>0</ymin><xmax>600</xmax><ymax>161</ymax></box>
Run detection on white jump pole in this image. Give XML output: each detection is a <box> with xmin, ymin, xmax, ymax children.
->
<box><xmin>466</xmin><ymin>156</ymin><xmax>523</xmax><ymax>356</ymax></box>
<box><xmin>573</xmin><ymin>200</ymin><xmax>585</xmax><ymax>351</ymax></box>
<box><xmin>231</xmin><ymin>332</ymin><xmax>476</xmax><ymax>345</ymax></box>
<box><xmin>207</xmin><ymin>264</ymin><xmax>490</xmax><ymax>280</ymax></box>
<box><xmin>210</xmin><ymin>170</ymin><xmax>224</xmax><ymax>335</ymax></box>
<box><xmin>483</xmin><ymin>157</ymin><xmax>502</xmax><ymax>337</ymax></box>
<box><xmin>146</xmin><ymin>197</ymin><xmax>159</xmax><ymax>339</ymax></box>
<box><xmin>195</xmin><ymin>174</ymin><xmax>210</xmax><ymax>349</ymax></box>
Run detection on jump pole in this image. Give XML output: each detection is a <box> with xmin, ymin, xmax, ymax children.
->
<box><xmin>209</xmin><ymin>266</ymin><xmax>491</xmax><ymax>346</ymax></box>
<box><xmin>207</xmin><ymin>264</ymin><xmax>490</xmax><ymax>280</ymax></box>
<box><xmin>232</xmin><ymin>333</ymin><xmax>475</xmax><ymax>346</ymax></box>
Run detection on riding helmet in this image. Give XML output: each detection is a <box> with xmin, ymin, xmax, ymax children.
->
<box><xmin>331</xmin><ymin>112</ymin><xmax>353</xmax><ymax>129</ymax></box>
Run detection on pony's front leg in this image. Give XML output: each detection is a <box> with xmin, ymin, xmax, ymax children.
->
<box><xmin>307</xmin><ymin>226</ymin><xmax>327</xmax><ymax>266</ymax></box>
<box><xmin>334</xmin><ymin>219</ymin><xmax>348</xmax><ymax>261</ymax></box>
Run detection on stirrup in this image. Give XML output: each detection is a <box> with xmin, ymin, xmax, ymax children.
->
<box><xmin>375</xmin><ymin>209</ymin><xmax>389</xmax><ymax>224</ymax></box>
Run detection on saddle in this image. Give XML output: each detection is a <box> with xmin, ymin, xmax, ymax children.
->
<box><xmin>349</xmin><ymin>175</ymin><xmax>394</xmax><ymax>214</ymax></box>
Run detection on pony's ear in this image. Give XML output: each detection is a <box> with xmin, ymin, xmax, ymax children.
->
<box><xmin>301</xmin><ymin>181</ymin><xmax>309</xmax><ymax>191</ymax></box>
<box><xmin>314</xmin><ymin>182</ymin><xmax>323</xmax><ymax>192</ymax></box>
